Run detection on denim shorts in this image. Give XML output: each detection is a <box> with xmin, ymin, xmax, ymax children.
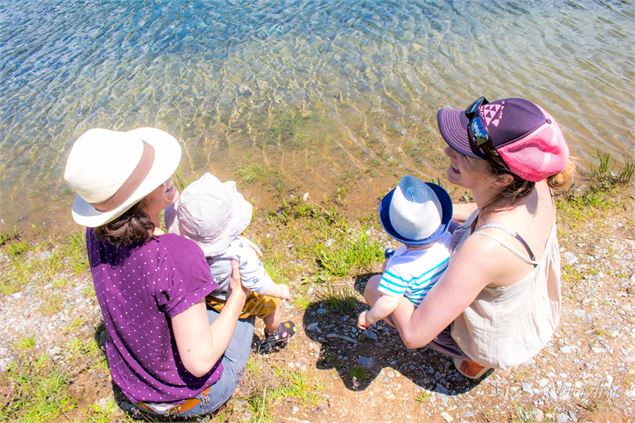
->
<box><xmin>179</xmin><ymin>309</ymin><xmax>255</xmax><ymax>417</ymax></box>
<box><xmin>136</xmin><ymin>308</ymin><xmax>254</xmax><ymax>417</ymax></box>
<box><xmin>426</xmin><ymin>324</ymin><xmax>470</xmax><ymax>361</ymax></box>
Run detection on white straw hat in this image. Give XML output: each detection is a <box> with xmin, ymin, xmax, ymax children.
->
<box><xmin>379</xmin><ymin>176</ymin><xmax>453</xmax><ymax>245</ymax></box>
<box><xmin>168</xmin><ymin>172</ymin><xmax>253</xmax><ymax>257</ymax></box>
<box><xmin>64</xmin><ymin>127</ymin><xmax>182</xmax><ymax>227</ymax></box>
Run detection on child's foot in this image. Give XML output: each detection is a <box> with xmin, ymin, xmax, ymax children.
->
<box><xmin>259</xmin><ymin>321</ymin><xmax>296</xmax><ymax>354</ymax></box>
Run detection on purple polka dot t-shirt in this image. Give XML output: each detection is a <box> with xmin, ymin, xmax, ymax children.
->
<box><xmin>86</xmin><ymin>229</ymin><xmax>221</xmax><ymax>403</ymax></box>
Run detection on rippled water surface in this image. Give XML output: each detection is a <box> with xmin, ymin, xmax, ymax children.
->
<box><xmin>1</xmin><ymin>0</ymin><xmax>633</xmax><ymax>229</ymax></box>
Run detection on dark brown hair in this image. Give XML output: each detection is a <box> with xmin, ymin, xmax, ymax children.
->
<box><xmin>484</xmin><ymin>159</ymin><xmax>576</xmax><ymax>210</ymax></box>
<box><xmin>94</xmin><ymin>200</ymin><xmax>155</xmax><ymax>246</ymax></box>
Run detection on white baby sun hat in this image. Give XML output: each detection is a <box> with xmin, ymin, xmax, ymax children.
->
<box><xmin>169</xmin><ymin>172</ymin><xmax>253</xmax><ymax>257</ymax></box>
<box><xmin>379</xmin><ymin>175</ymin><xmax>453</xmax><ymax>245</ymax></box>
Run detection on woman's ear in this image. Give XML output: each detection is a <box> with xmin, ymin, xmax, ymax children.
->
<box><xmin>493</xmin><ymin>173</ymin><xmax>515</xmax><ymax>187</ymax></box>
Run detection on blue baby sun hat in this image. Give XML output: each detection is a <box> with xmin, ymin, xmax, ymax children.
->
<box><xmin>379</xmin><ymin>175</ymin><xmax>453</xmax><ymax>245</ymax></box>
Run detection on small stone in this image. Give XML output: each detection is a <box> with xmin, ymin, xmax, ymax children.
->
<box><xmin>560</xmin><ymin>345</ymin><xmax>575</xmax><ymax>353</ymax></box>
<box><xmin>306</xmin><ymin>323</ymin><xmax>320</xmax><ymax>333</ymax></box>
<box><xmin>362</xmin><ymin>331</ymin><xmax>378</xmax><ymax>341</ymax></box>
<box><xmin>238</xmin><ymin>84</ymin><xmax>253</xmax><ymax>96</ymax></box>
<box><xmin>539</xmin><ymin>378</ymin><xmax>549</xmax><ymax>387</ymax></box>
<box><xmin>435</xmin><ymin>384</ymin><xmax>449</xmax><ymax>395</ymax></box>
<box><xmin>358</xmin><ymin>356</ymin><xmax>374</xmax><ymax>368</ymax></box>
<box><xmin>592</xmin><ymin>346</ymin><xmax>605</xmax><ymax>353</ymax></box>
<box><xmin>441</xmin><ymin>411</ymin><xmax>453</xmax><ymax>422</ymax></box>
<box><xmin>325</xmin><ymin>333</ymin><xmax>356</xmax><ymax>344</ymax></box>
<box><xmin>563</xmin><ymin>251</ymin><xmax>578</xmax><ymax>264</ymax></box>
<box><xmin>522</xmin><ymin>383</ymin><xmax>533</xmax><ymax>393</ymax></box>
<box><xmin>11</xmin><ymin>292</ymin><xmax>22</xmax><ymax>299</ymax></box>
<box><xmin>557</xmin><ymin>412</ymin><xmax>570</xmax><ymax>422</ymax></box>
<box><xmin>302</xmin><ymin>192</ymin><xmax>310</xmax><ymax>202</ymax></box>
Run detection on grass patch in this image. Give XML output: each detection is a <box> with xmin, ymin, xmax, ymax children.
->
<box><xmin>262</xmin><ymin>252</ymin><xmax>294</xmax><ymax>286</ymax></box>
<box><xmin>562</xmin><ymin>263</ymin><xmax>585</xmax><ymax>285</ymax></box>
<box><xmin>270</xmin><ymin>368</ymin><xmax>323</xmax><ymax>406</ymax></box>
<box><xmin>318</xmin><ymin>284</ymin><xmax>359</xmax><ymax>314</ymax></box>
<box><xmin>557</xmin><ymin>153</ymin><xmax>633</xmax><ymax>224</ymax></box>
<box><xmin>0</xmin><ymin>350</ymin><xmax>76</xmax><ymax>421</ymax></box>
<box><xmin>15</xmin><ymin>335</ymin><xmax>36</xmax><ymax>351</ymax></box>
<box><xmin>349</xmin><ymin>365</ymin><xmax>370</xmax><ymax>383</ymax></box>
<box><xmin>0</xmin><ymin>227</ymin><xmax>21</xmax><ymax>247</ymax></box>
<box><xmin>315</xmin><ymin>229</ymin><xmax>383</xmax><ymax>278</ymax></box>
<box><xmin>0</xmin><ymin>230</ymin><xmax>88</xmax><ymax>295</ymax></box>
<box><xmin>6</xmin><ymin>239</ymin><xmax>29</xmax><ymax>256</ymax></box>
<box><xmin>236</xmin><ymin>162</ymin><xmax>279</xmax><ymax>185</ymax></box>
<box><xmin>39</xmin><ymin>294</ymin><xmax>64</xmax><ymax>316</ymax></box>
<box><xmin>416</xmin><ymin>390</ymin><xmax>431</xmax><ymax>403</ymax></box>
<box><xmin>293</xmin><ymin>294</ymin><xmax>312</xmax><ymax>310</ymax></box>
<box><xmin>245</xmin><ymin>387</ymin><xmax>274</xmax><ymax>423</ymax></box>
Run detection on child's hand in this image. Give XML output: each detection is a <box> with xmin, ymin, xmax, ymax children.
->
<box><xmin>278</xmin><ymin>284</ymin><xmax>291</xmax><ymax>300</ymax></box>
<box><xmin>357</xmin><ymin>311</ymin><xmax>372</xmax><ymax>330</ymax></box>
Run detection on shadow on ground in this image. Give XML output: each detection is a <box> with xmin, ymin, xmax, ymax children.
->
<box><xmin>302</xmin><ymin>272</ymin><xmax>484</xmax><ymax>395</ymax></box>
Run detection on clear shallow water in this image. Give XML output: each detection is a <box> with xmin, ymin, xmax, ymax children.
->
<box><xmin>1</xmin><ymin>0</ymin><xmax>634</xmax><ymax>230</ymax></box>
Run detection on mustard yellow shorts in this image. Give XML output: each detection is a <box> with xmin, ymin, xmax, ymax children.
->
<box><xmin>206</xmin><ymin>292</ymin><xmax>279</xmax><ymax>320</ymax></box>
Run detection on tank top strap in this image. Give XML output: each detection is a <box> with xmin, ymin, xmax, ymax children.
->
<box><xmin>474</xmin><ymin>223</ymin><xmax>539</xmax><ymax>267</ymax></box>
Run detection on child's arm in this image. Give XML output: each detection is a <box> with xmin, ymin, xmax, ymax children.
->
<box><xmin>357</xmin><ymin>295</ymin><xmax>401</xmax><ymax>329</ymax></box>
<box><xmin>261</xmin><ymin>283</ymin><xmax>291</xmax><ymax>300</ymax></box>
<box><xmin>234</xmin><ymin>237</ymin><xmax>290</xmax><ymax>299</ymax></box>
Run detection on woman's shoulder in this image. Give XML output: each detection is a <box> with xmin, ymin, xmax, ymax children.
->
<box><xmin>151</xmin><ymin>234</ymin><xmax>207</xmax><ymax>264</ymax></box>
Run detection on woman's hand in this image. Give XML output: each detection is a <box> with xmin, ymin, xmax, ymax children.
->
<box><xmin>228</xmin><ymin>259</ymin><xmax>249</xmax><ymax>298</ymax></box>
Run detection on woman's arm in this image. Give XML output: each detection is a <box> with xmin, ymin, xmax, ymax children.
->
<box><xmin>390</xmin><ymin>236</ymin><xmax>497</xmax><ymax>349</ymax></box>
<box><xmin>171</xmin><ymin>260</ymin><xmax>248</xmax><ymax>377</ymax></box>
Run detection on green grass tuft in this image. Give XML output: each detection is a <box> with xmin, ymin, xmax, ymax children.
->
<box><xmin>236</xmin><ymin>162</ymin><xmax>279</xmax><ymax>185</ymax></box>
<box><xmin>557</xmin><ymin>153</ymin><xmax>633</xmax><ymax>225</ymax></box>
<box><xmin>271</xmin><ymin>368</ymin><xmax>323</xmax><ymax>405</ymax></box>
<box><xmin>315</xmin><ymin>229</ymin><xmax>383</xmax><ymax>278</ymax></box>
<box><xmin>349</xmin><ymin>365</ymin><xmax>370</xmax><ymax>383</ymax></box>
<box><xmin>1</xmin><ymin>353</ymin><xmax>76</xmax><ymax>421</ymax></box>
<box><xmin>6</xmin><ymin>240</ymin><xmax>29</xmax><ymax>256</ymax></box>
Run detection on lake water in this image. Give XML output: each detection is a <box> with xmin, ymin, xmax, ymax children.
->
<box><xmin>1</xmin><ymin>0</ymin><xmax>633</xmax><ymax>231</ymax></box>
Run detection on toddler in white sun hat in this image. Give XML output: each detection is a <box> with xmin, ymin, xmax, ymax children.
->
<box><xmin>165</xmin><ymin>173</ymin><xmax>295</xmax><ymax>354</ymax></box>
<box><xmin>357</xmin><ymin>175</ymin><xmax>453</xmax><ymax>330</ymax></box>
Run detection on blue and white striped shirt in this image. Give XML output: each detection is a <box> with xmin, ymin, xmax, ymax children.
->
<box><xmin>378</xmin><ymin>232</ymin><xmax>452</xmax><ymax>306</ymax></box>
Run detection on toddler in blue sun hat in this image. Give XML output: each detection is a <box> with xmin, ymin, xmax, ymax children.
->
<box><xmin>165</xmin><ymin>173</ymin><xmax>296</xmax><ymax>354</ymax></box>
<box><xmin>357</xmin><ymin>175</ymin><xmax>453</xmax><ymax>330</ymax></box>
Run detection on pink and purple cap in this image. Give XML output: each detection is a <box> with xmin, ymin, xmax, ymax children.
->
<box><xmin>437</xmin><ymin>98</ymin><xmax>569</xmax><ymax>182</ymax></box>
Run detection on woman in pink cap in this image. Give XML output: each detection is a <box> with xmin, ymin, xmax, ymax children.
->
<box><xmin>363</xmin><ymin>97</ymin><xmax>574</xmax><ymax>379</ymax></box>
<box><xmin>64</xmin><ymin>128</ymin><xmax>254</xmax><ymax>417</ymax></box>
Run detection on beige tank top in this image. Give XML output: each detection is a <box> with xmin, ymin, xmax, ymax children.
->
<box><xmin>450</xmin><ymin>210</ymin><xmax>562</xmax><ymax>369</ymax></box>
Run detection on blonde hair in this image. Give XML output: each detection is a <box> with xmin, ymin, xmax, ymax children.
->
<box><xmin>547</xmin><ymin>160</ymin><xmax>576</xmax><ymax>194</ymax></box>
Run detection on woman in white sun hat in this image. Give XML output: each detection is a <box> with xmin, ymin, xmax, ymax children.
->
<box><xmin>64</xmin><ymin>127</ymin><xmax>254</xmax><ymax>417</ymax></box>
<box><xmin>364</xmin><ymin>97</ymin><xmax>574</xmax><ymax>379</ymax></box>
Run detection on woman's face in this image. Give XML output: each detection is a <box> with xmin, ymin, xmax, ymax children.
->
<box><xmin>444</xmin><ymin>147</ymin><xmax>492</xmax><ymax>189</ymax></box>
<box><xmin>143</xmin><ymin>178</ymin><xmax>178</xmax><ymax>216</ymax></box>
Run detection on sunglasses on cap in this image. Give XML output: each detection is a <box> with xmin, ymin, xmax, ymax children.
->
<box><xmin>465</xmin><ymin>96</ymin><xmax>511</xmax><ymax>172</ymax></box>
